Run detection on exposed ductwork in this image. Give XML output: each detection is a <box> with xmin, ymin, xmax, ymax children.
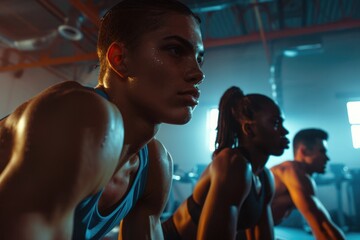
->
<box><xmin>0</xmin><ymin>31</ymin><xmax>58</xmax><ymax>51</ymax></box>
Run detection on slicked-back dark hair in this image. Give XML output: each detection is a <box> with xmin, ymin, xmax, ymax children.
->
<box><xmin>214</xmin><ymin>86</ymin><xmax>276</xmax><ymax>156</ymax></box>
<box><xmin>293</xmin><ymin>128</ymin><xmax>328</xmax><ymax>154</ymax></box>
<box><xmin>97</xmin><ymin>0</ymin><xmax>200</xmax><ymax>81</ymax></box>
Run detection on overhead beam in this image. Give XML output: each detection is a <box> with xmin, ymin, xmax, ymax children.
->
<box><xmin>69</xmin><ymin>0</ymin><xmax>100</xmax><ymax>28</ymax></box>
<box><xmin>0</xmin><ymin>52</ymin><xmax>97</xmax><ymax>72</ymax></box>
<box><xmin>1</xmin><ymin>19</ymin><xmax>359</xmax><ymax>72</ymax></box>
<box><xmin>190</xmin><ymin>0</ymin><xmax>274</xmax><ymax>13</ymax></box>
<box><xmin>204</xmin><ymin>19</ymin><xmax>360</xmax><ymax>48</ymax></box>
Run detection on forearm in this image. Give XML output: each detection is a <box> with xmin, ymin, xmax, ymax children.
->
<box><xmin>197</xmin><ymin>204</ymin><xmax>238</xmax><ymax>240</ymax></box>
<box><xmin>119</xmin><ymin>213</ymin><xmax>163</xmax><ymax>240</ymax></box>
<box><xmin>253</xmin><ymin>207</ymin><xmax>274</xmax><ymax>240</ymax></box>
<box><xmin>319</xmin><ymin>221</ymin><xmax>346</xmax><ymax>240</ymax></box>
<box><xmin>306</xmin><ymin>215</ymin><xmax>345</xmax><ymax>240</ymax></box>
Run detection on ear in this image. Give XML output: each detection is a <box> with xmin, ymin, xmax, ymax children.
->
<box><xmin>107</xmin><ymin>42</ymin><xmax>128</xmax><ymax>78</ymax></box>
<box><xmin>299</xmin><ymin>144</ymin><xmax>310</xmax><ymax>156</ymax></box>
<box><xmin>242</xmin><ymin>122</ymin><xmax>254</xmax><ymax>137</ymax></box>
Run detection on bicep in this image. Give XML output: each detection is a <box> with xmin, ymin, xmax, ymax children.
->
<box><xmin>245</xmin><ymin>206</ymin><xmax>274</xmax><ymax>240</ymax></box>
<box><xmin>120</xmin><ymin>139</ymin><xmax>171</xmax><ymax>239</ymax></box>
<box><xmin>141</xmin><ymin>139</ymin><xmax>173</xmax><ymax>215</ymax></box>
<box><xmin>119</xmin><ymin>205</ymin><xmax>164</xmax><ymax>240</ymax></box>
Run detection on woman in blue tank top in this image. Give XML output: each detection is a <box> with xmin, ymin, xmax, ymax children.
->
<box><xmin>0</xmin><ymin>1</ymin><xmax>204</xmax><ymax>240</ymax></box>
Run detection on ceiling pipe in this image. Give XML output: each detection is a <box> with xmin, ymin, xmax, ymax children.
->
<box><xmin>252</xmin><ymin>0</ymin><xmax>272</xmax><ymax>65</ymax></box>
<box><xmin>190</xmin><ymin>0</ymin><xmax>274</xmax><ymax>13</ymax></box>
<box><xmin>0</xmin><ymin>31</ymin><xmax>58</xmax><ymax>51</ymax></box>
<box><xmin>203</xmin><ymin>19</ymin><xmax>360</xmax><ymax>48</ymax></box>
<box><xmin>36</xmin><ymin>0</ymin><xmax>96</xmax><ymax>49</ymax></box>
<box><xmin>0</xmin><ymin>52</ymin><xmax>97</xmax><ymax>72</ymax></box>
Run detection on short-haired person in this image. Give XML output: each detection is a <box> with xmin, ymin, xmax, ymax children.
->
<box><xmin>0</xmin><ymin>1</ymin><xmax>204</xmax><ymax>239</ymax></box>
<box><xmin>271</xmin><ymin>128</ymin><xmax>346</xmax><ymax>240</ymax></box>
<box><xmin>162</xmin><ymin>86</ymin><xmax>290</xmax><ymax>240</ymax></box>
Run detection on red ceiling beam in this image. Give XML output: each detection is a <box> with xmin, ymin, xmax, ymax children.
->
<box><xmin>0</xmin><ymin>52</ymin><xmax>97</xmax><ymax>72</ymax></box>
<box><xmin>69</xmin><ymin>0</ymin><xmax>100</xmax><ymax>28</ymax></box>
<box><xmin>204</xmin><ymin>19</ymin><xmax>360</xmax><ymax>48</ymax></box>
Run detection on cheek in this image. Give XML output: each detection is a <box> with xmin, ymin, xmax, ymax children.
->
<box><xmin>137</xmin><ymin>52</ymin><xmax>175</xmax><ymax>87</ymax></box>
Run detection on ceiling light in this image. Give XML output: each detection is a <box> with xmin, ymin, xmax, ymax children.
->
<box><xmin>58</xmin><ymin>24</ymin><xmax>83</xmax><ymax>41</ymax></box>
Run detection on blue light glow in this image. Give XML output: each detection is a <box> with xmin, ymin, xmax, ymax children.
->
<box><xmin>347</xmin><ymin>101</ymin><xmax>360</xmax><ymax>149</ymax></box>
<box><xmin>347</xmin><ymin>101</ymin><xmax>360</xmax><ymax>124</ymax></box>
<box><xmin>351</xmin><ymin>125</ymin><xmax>360</xmax><ymax>149</ymax></box>
<box><xmin>207</xmin><ymin>108</ymin><xmax>219</xmax><ymax>152</ymax></box>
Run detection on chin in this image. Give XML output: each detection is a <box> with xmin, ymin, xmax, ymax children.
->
<box><xmin>271</xmin><ymin>148</ymin><xmax>286</xmax><ymax>156</ymax></box>
<box><xmin>167</xmin><ymin>113</ymin><xmax>192</xmax><ymax>125</ymax></box>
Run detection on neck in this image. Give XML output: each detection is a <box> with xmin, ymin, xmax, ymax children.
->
<box><xmin>239</xmin><ymin>145</ymin><xmax>269</xmax><ymax>175</ymax></box>
<box><xmin>294</xmin><ymin>158</ymin><xmax>313</xmax><ymax>175</ymax></box>
<box><xmin>95</xmin><ymin>84</ymin><xmax>159</xmax><ymax>159</ymax></box>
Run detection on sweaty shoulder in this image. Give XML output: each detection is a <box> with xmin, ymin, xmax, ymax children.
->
<box><xmin>14</xmin><ymin>81</ymin><xmax>120</xmax><ymax>132</ymax></box>
<box><xmin>272</xmin><ymin>161</ymin><xmax>310</xmax><ymax>189</ymax></box>
<box><xmin>5</xmin><ymin>81</ymin><xmax>111</xmax><ymax>123</ymax></box>
<box><xmin>271</xmin><ymin>161</ymin><xmax>303</xmax><ymax>177</ymax></box>
<box><xmin>6</xmin><ymin>81</ymin><xmax>124</xmax><ymax>194</ymax></box>
<box><xmin>211</xmin><ymin>148</ymin><xmax>251</xmax><ymax>183</ymax></box>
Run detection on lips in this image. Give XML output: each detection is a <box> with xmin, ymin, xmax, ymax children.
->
<box><xmin>281</xmin><ymin>137</ymin><xmax>290</xmax><ymax>148</ymax></box>
<box><xmin>178</xmin><ymin>88</ymin><xmax>200</xmax><ymax>106</ymax></box>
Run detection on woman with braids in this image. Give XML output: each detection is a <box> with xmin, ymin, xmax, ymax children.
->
<box><xmin>162</xmin><ymin>86</ymin><xmax>290</xmax><ymax>240</ymax></box>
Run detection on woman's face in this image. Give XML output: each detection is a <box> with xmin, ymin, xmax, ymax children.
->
<box><xmin>122</xmin><ymin>13</ymin><xmax>204</xmax><ymax>125</ymax></box>
<box><xmin>250</xmin><ymin>102</ymin><xmax>290</xmax><ymax>156</ymax></box>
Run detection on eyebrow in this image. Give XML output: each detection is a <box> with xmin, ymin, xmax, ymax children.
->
<box><xmin>272</xmin><ymin>116</ymin><xmax>284</xmax><ymax>122</ymax></box>
<box><xmin>163</xmin><ymin>35</ymin><xmax>205</xmax><ymax>57</ymax></box>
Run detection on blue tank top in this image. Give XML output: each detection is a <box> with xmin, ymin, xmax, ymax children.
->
<box><xmin>72</xmin><ymin>88</ymin><xmax>149</xmax><ymax>240</ymax></box>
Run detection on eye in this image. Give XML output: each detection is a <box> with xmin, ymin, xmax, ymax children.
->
<box><xmin>197</xmin><ymin>54</ymin><xmax>204</xmax><ymax>66</ymax></box>
<box><xmin>165</xmin><ymin>45</ymin><xmax>184</xmax><ymax>57</ymax></box>
<box><xmin>273</xmin><ymin>119</ymin><xmax>280</xmax><ymax>130</ymax></box>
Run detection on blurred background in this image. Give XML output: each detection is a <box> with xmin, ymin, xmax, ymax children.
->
<box><xmin>0</xmin><ymin>0</ymin><xmax>359</xmax><ymax>237</ymax></box>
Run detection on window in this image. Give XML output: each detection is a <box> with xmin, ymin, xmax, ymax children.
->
<box><xmin>347</xmin><ymin>101</ymin><xmax>360</xmax><ymax>149</ymax></box>
<box><xmin>207</xmin><ymin>108</ymin><xmax>219</xmax><ymax>152</ymax></box>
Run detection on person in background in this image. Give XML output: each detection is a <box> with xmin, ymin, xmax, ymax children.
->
<box><xmin>0</xmin><ymin>0</ymin><xmax>204</xmax><ymax>239</ymax></box>
<box><xmin>162</xmin><ymin>86</ymin><xmax>290</xmax><ymax>240</ymax></box>
<box><xmin>271</xmin><ymin>128</ymin><xmax>346</xmax><ymax>240</ymax></box>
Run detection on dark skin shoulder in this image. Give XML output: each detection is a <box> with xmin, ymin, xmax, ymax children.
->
<box><xmin>196</xmin><ymin>148</ymin><xmax>252</xmax><ymax>240</ymax></box>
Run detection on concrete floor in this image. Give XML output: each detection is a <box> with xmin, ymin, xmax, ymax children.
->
<box><xmin>275</xmin><ymin>226</ymin><xmax>360</xmax><ymax>240</ymax></box>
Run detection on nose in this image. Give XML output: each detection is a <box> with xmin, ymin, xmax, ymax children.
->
<box><xmin>281</xmin><ymin>125</ymin><xmax>289</xmax><ymax>135</ymax></box>
<box><xmin>186</xmin><ymin>63</ymin><xmax>205</xmax><ymax>85</ymax></box>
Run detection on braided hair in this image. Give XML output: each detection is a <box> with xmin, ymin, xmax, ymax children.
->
<box><xmin>214</xmin><ymin>86</ymin><xmax>275</xmax><ymax>156</ymax></box>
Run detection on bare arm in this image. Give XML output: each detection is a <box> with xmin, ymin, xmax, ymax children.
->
<box><xmin>0</xmin><ymin>82</ymin><xmax>124</xmax><ymax>239</ymax></box>
<box><xmin>197</xmin><ymin>149</ymin><xmax>252</xmax><ymax>240</ymax></box>
<box><xmin>281</xmin><ymin>166</ymin><xmax>345</xmax><ymax>240</ymax></box>
<box><xmin>118</xmin><ymin>138</ymin><xmax>173</xmax><ymax>240</ymax></box>
<box><xmin>8</xmin><ymin>83</ymin><xmax>123</xmax><ymax>206</ymax></box>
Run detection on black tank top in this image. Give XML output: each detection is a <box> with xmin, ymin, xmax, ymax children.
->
<box><xmin>187</xmin><ymin>168</ymin><xmax>272</xmax><ymax>237</ymax></box>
